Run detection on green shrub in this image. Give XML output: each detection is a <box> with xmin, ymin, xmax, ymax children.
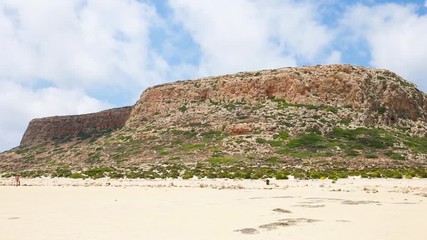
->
<box><xmin>384</xmin><ymin>151</ymin><xmax>406</xmax><ymax>160</ymax></box>
<box><xmin>159</xmin><ymin>151</ymin><xmax>169</xmax><ymax>156</ymax></box>
<box><xmin>345</xmin><ymin>149</ymin><xmax>359</xmax><ymax>157</ymax></box>
<box><xmin>273</xmin><ymin>132</ymin><xmax>289</xmax><ymax>140</ymax></box>
<box><xmin>325</xmin><ymin>106</ymin><xmax>339</xmax><ymax>114</ymax></box>
<box><xmin>335</xmin><ymin>171</ymin><xmax>349</xmax><ymax>179</ymax></box>
<box><xmin>250</xmin><ymin>170</ymin><xmax>265</xmax><ymax>179</ymax></box>
<box><xmin>77</xmin><ymin>131</ymin><xmax>92</xmax><ymax>140</ymax></box>
<box><xmin>276</xmin><ymin>148</ymin><xmax>291</xmax><ymax>154</ymax></box>
<box><xmin>109</xmin><ymin>171</ymin><xmax>124</xmax><ymax>179</ymax></box>
<box><xmin>171</xmin><ymin>140</ymin><xmax>183</xmax><ymax>145</ymax></box>
<box><xmin>84</xmin><ymin>167</ymin><xmax>114</xmax><ymax>179</ymax></box>
<box><xmin>392</xmin><ymin>172</ymin><xmax>403</xmax><ymax>179</ymax></box>
<box><xmin>292</xmin><ymin>171</ymin><xmax>308</xmax><ymax>180</ymax></box>
<box><xmin>287</xmin><ymin>133</ymin><xmax>323</xmax><ymax>148</ymax></box>
<box><xmin>208</xmin><ymin>157</ymin><xmax>237</xmax><ymax>164</ymax></box>
<box><xmin>340</xmin><ymin>119</ymin><xmax>352</xmax><ymax>125</ymax></box>
<box><xmin>70</xmin><ymin>173</ymin><xmax>85</xmax><ymax>179</ymax></box>
<box><xmin>329</xmin><ymin>127</ymin><xmax>396</xmax><ymax>152</ymax></box>
<box><xmin>290</xmin><ymin>152</ymin><xmax>314</xmax><ymax>158</ymax></box>
<box><xmin>171</xmin><ymin>129</ymin><xmax>197</xmax><ymax>138</ymax></box>
<box><xmin>415</xmin><ymin>170</ymin><xmax>427</xmax><ymax>178</ymax></box>
<box><xmin>404</xmin><ymin>136</ymin><xmax>427</xmax><ymax>154</ymax></box>
<box><xmin>268</xmin><ymin>140</ymin><xmax>283</xmax><ymax>147</ymax></box>
<box><xmin>275</xmin><ymin>172</ymin><xmax>289</xmax><ymax>180</ymax></box>
<box><xmin>178</xmin><ymin>104</ymin><xmax>188</xmax><ymax>112</ymax></box>
<box><xmin>266</xmin><ymin>157</ymin><xmax>280</xmax><ymax>163</ymax></box>
<box><xmin>52</xmin><ymin>168</ymin><xmax>72</xmax><ymax>177</ymax></box>
<box><xmin>224</xmin><ymin>103</ymin><xmax>236</xmax><ymax>110</ymax></box>
<box><xmin>182</xmin><ymin>171</ymin><xmax>193</xmax><ymax>179</ymax></box>
<box><xmin>366</xmin><ymin>171</ymin><xmax>381</xmax><ymax>178</ymax></box>
<box><xmin>377</xmin><ymin>106</ymin><xmax>386</xmax><ymax>114</ymax></box>
<box><xmin>381</xmin><ymin>170</ymin><xmax>403</xmax><ymax>179</ymax></box>
<box><xmin>309</xmin><ymin>171</ymin><xmax>325</xmax><ymax>179</ymax></box>
<box><xmin>202</xmin><ymin>130</ymin><xmax>227</xmax><ymax>140</ymax></box>
<box><xmin>180</xmin><ymin>143</ymin><xmax>204</xmax><ymax>151</ymax></box>
<box><xmin>357</xmin><ymin>138</ymin><xmax>386</xmax><ymax>149</ymax></box>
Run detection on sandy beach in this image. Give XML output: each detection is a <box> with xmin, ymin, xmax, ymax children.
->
<box><xmin>1</xmin><ymin>177</ymin><xmax>426</xmax><ymax>240</ymax></box>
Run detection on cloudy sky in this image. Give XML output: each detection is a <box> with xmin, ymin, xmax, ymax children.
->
<box><xmin>1</xmin><ymin>0</ymin><xmax>427</xmax><ymax>151</ymax></box>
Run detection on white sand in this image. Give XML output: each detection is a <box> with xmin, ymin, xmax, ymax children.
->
<box><xmin>1</xmin><ymin>177</ymin><xmax>426</xmax><ymax>240</ymax></box>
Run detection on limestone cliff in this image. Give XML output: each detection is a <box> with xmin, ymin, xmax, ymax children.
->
<box><xmin>1</xmin><ymin>64</ymin><xmax>426</xmax><ymax>173</ymax></box>
<box><xmin>20</xmin><ymin>106</ymin><xmax>132</xmax><ymax>146</ymax></box>
<box><xmin>127</xmin><ymin>65</ymin><xmax>426</xmax><ymax>128</ymax></box>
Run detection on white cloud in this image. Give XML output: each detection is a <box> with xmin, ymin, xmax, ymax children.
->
<box><xmin>168</xmin><ymin>0</ymin><xmax>336</xmax><ymax>76</ymax></box>
<box><xmin>0</xmin><ymin>0</ymin><xmax>162</xmax><ymax>90</ymax></box>
<box><xmin>324</xmin><ymin>50</ymin><xmax>342</xmax><ymax>64</ymax></box>
<box><xmin>252</xmin><ymin>1</ymin><xmax>335</xmax><ymax>62</ymax></box>
<box><xmin>0</xmin><ymin>81</ymin><xmax>111</xmax><ymax>151</ymax></box>
<box><xmin>342</xmin><ymin>3</ymin><xmax>427</xmax><ymax>92</ymax></box>
<box><xmin>0</xmin><ymin>0</ymin><xmax>167</xmax><ymax>151</ymax></box>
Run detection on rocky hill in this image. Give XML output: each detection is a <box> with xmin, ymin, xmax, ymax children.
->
<box><xmin>1</xmin><ymin>64</ymin><xmax>426</xmax><ymax>179</ymax></box>
<box><xmin>20</xmin><ymin>107</ymin><xmax>132</xmax><ymax>146</ymax></box>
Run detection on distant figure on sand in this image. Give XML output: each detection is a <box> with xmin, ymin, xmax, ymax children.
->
<box><xmin>15</xmin><ymin>175</ymin><xmax>20</xmax><ymax>186</ymax></box>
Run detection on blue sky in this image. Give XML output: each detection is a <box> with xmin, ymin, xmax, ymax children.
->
<box><xmin>1</xmin><ymin>0</ymin><xmax>427</xmax><ymax>151</ymax></box>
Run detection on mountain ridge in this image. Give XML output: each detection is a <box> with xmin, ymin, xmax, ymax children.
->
<box><xmin>1</xmin><ymin>64</ymin><xmax>426</xmax><ymax>177</ymax></box>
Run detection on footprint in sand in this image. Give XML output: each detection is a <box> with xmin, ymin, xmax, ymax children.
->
<box><xmin>259</xmin><ymin>218</ymin><xmax>320</xmax><ymax>231</ymax></box>
<box><xmin>341</xmin><ymin>200</ymin><xmax>380</xmax><ymax>205</ymax></box>
<box><xmin>236</xmin><ymin>208</ymin><xmax>320</xmax><ymax>234</ymax></box>
<box><xmin>393</xmin><ymin>202</ymin><xmax>417</xmax><ymax>205</ymax></box>
<box><xmin>235</xmin><ymin>228</ymin><xmax>259</xmax><ymax>234</ymax></box>
<box><xmin>272</xmin><ymin>208</ymin><xmax>292</xmax><ymax>213</ymax></box>
<box><xmin>292</xmin><ymin>204</ymin><xmax>325</xmax><ymax>208</ymax></box>
<box><xmin>336</xmin><ymin>219</ymin><xmax>351</xmax><ymax>223</ymax></box>
<box><xmin>259</xmin><ymin>221</ymin><xmax>294</xmax><ymax>230</ymax></box>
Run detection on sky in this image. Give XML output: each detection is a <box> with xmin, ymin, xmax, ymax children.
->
<box><xmin>1</xmin><ymin>0</ymin><xmax>427</xmax><ymax>151</ymax></box>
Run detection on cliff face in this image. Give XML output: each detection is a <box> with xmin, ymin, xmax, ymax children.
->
<box><xmin>2</xmin><ymin>64</ymin><xmax>427</xmax><ymax>173</ymax></box>
<box><xmin>127</xmin><ymin>65</ymin><xmax>427</xmax><ymax>128</ymax></box>
<box><xmin>20</xmin><ymin>106</ymin><xmax>132</xmax><ymax>146</ymax></box>
<box><xmin>18</xmin><ymin>64</ymin><xmax>427</xmax><ymax>148</ymax></box>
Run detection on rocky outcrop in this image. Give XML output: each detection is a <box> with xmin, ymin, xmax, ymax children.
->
<box><xmin>127</xmin><ymin>65</ymin><xmax>427</xmax><ymax>128</ymax></box>
<box><xmin>19</xmin><ymin>64</ymin><xmax>426</xmax><ymax>148</ymax></box>
<box><xmin>20</xmin><ymin>106</ymin><xmax>132</xmax><ymax>146</ymax></box>
<box><xmin>4</xmin><ymin>64</ymin><xmax>426</xmax><ymax>172</ymax></box>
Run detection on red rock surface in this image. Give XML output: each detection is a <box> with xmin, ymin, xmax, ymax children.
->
<box><xmin>16</xmin><ymin>65</ymin><xmax>427</xmax><ymax>148</ymax></box>
<box><xmin>127</xmin><ymin>64</ymin><xmax>427</xmax><ymax>128</ymax></box>
<box><xmin>2</xmin><ymin>65</ymin><xmax>426</xmax><ymax>171</ymax></box>
<box><xmin>20</xmin><ymin>107</ymin><xmax>132</xmax><ymax>146</ymax></box>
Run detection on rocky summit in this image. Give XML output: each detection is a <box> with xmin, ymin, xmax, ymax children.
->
<box><xmin>1</xmin><ymin>64</ymin><xmax>426</xmax><ymax>178</ymax></box>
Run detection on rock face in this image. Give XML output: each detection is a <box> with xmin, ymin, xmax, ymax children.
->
<box><xmin>20</xmin><ymin>106</ymin><xmax>132</xmax><ymax>146</ymax></box>
<box><xmin>18</xmin><ymin>64</ymin><xmax>427</xmax><ymax>148</ymax></box>
<box><xmin>127</xmin><ymin>64</ymin><xmax>427</xmax><ymax>128</ymax></box>
<box><xmin>2</xmin><ymin>64</ymin><xmax>427</xmax><ymax>172</ymax></box>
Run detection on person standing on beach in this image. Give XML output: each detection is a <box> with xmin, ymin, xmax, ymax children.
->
<box><xmin>15</xmin><ymin>175</ymin><xmax>20</xmax><ymax>186</ymax></box>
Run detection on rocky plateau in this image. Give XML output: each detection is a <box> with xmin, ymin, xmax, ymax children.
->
<box><xmin>1</xmin><ymin>64</ymin><xmax>426</xmax><ymax>177</ymax></box>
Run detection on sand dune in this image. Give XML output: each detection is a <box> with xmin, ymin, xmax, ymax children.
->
<box><xmin>1</xmin><ymin>177</ymin><xmax>426</xmax><ymax>240</ymax></box>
